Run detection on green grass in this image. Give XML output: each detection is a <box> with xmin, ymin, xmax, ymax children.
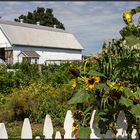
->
<box><xmin>5</xmin><ymin>121</ymin><xmax>44</xmax><ymax>138</ymax></box>
<box><xmin>5</xmin><ymin>121</ymin><xmax>64</xmax><ymax>138</ymax></box>
<box><xmin>5</xmin><ymin>121</ymin><xmax>23</xmax><ymax>138</ymax></box>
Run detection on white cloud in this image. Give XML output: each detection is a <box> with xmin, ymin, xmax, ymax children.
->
<box><xmin>72</xmin><ymin>2</ymin><xmax>87</xmax><ymax>6</ymax></box>
<box><xmin>0</xmin><ymin>1</ymin><xmax>140</xmax><ymax>54</ymax></box>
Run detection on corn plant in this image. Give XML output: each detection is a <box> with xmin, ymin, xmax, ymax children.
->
<box><xmin>97</xmin><ymin>39</ymin><xmax>140</xmax><ymax>87</ymax></box>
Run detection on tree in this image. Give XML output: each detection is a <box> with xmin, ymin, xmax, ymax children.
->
<box><xmin>14</xmin><ymin>7</ymin><xmax>65</xmax><ymax>30</ymax></box>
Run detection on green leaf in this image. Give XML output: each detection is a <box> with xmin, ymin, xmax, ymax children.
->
<box><xmin>135</xmin><ymin>88</ymin><xmax>140</xmax><ymax>97</ymax></box>
<box><xmin>119</xmin><ymin>96</ymin><xmax>133</xmax><ymax>107</ymax></box>
<box><xmin>95</xmin><ymin>83</ymin><xmax>106</xmax><ymax>90</ymax></box>
<box><xmin>124</xmin><ymin>88</ymin><xmax>132</xmax><ymax>98</ymax></box>
<box><xmin>93</xmin><ymin>110</ymin><xmax>101</xmax><ymax>129</ymax></box>
<box><xmin>115</xmin><ymin>57</ymin><xmax>135</xmax><ymax>69</ymax></box>
<box><xmin>88</xmin><ymin>70</ymin><xmax>106</xmax><ymax>77</ymax></box>
<box><xmin>93</xmin><ymin>109</ymin><xmax>112</xmax><ymax>134</ymax></box>
<box><xmin>84</xmin><ymin>106</ymin><xmax>93</xmax><ymax>114</ymax></box>
<box><xmin>98</xmin><ymin>119</ymin><xmax>110</xmax><ymax>134</ymax></box>
<box><xmin>130</xmin><ymin>104</ymin><xmax>140</xmax><ymax>119</ymax></box>
<box><xmin>68</xmin><ymin>89</ymin><xmax>90</xmax><ymax>104</ymax></box>
<box><xmin>77</xmin><ymin>126</ymin><xmax>91</xmax><ymax>139</ymax></box>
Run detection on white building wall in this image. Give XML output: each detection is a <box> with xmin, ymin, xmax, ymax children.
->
<box><xmin>13</xmin><ymin>46</ymin><xmax>82</xmax><ymax>64</ymax></box>
<box><xmin>0</xmin><ymin>28</ymin><xmax>11</xmax><ymax>48</ymax></box>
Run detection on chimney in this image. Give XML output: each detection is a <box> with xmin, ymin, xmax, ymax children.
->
<box><xmin>53</xmin><ymin>25</ymin><xmax>56</xmax><ymax>28</ymax></box>
<box><xmin>20</xmin><ymin>19</ymin><xmax>23</xmax><ymax>23</ymax></box>
<box><xmin>36</xmin><ymin>21</ymin><xmax>40</xmax><ymax>25</ymax></box>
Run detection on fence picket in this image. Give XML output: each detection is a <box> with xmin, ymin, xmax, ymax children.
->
<box><xmin>0</xmin><ymin>110</ymin><xmax>139</xmax><ymax>139</ymax></box>
<box><xmin>21</xmin><ymin>118</ymin><xmax>32</xmax><ymax>139</ymax></box>
<box><xmin>43</xmin><ymin>114</ymin><xmax>53</xmax><ymax>139</ymax></box>
<box><xmin>90</xmin><ymin>110</ymin><xmax>101</xmax><ymax>139</ymax></box>
<box><xmin>105</xmin><ymin>130</ymin><xmax>113</xmax><ymax>139</ymax></box>
<box><xmin>0</xmin><ymin>123</ymin><xmax>8</xmax><ymax>139</ymax></box>
<box><xmin>55</xmin><ymin>131</ymin><xmax>61</xmax><ymax>139</ymax></box>
<box><xmin>64</xmin><ymin>110</ymin><xmax>74</xmax><ymax>139</ymax></box>
<box><xmin>116</xmin><ymin>111</ymin><xmax>127</xmax><ymax>138</ymax></box>
<box><xmin>131</xmin><ymin>129</ymin><xmax>139</xmax><ymax>139</ymax></box>
<box><xmin>35</xmin><ymin>136</ymin><xmax>40</xmax><ymax>139</ymax></box>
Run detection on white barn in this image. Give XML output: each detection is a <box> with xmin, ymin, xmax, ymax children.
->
<box><xmin>0</xmin><ymin>19</ymin><xmax>84</xmax><ymax>64</ymax></box>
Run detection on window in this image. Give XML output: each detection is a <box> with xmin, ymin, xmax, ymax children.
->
<box><xmin>22</xmin><ymin>57</ymin><xmax>39</xmax><ymax>64</ymax></box>
<box><xmin>18</xmin><ymin>51</ymin><xmax>40</xmax><ymax>64</ymax></box>
<box><xmin>35</xmin><ymin>58</ymin><xmax>38</xmax><ymax>64</ymax></box>
<box><xmin>23</xmin><ymin>57</ymin><xmax>31</xmax><ymax>63</ymax></box>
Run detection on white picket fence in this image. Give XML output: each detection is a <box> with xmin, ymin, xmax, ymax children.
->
<box><xmin>0</xmin><ymin>110</ymin><xmax>139</xmax><ymax>139</ymax></box>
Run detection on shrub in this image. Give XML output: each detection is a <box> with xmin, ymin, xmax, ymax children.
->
<box><xmin>0</xmin><ymin>81</ymin><xmax>75</xmax><ymax>126</ymax></box>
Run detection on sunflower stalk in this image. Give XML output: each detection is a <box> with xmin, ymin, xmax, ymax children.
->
<box><xmin>83</xmin><ymin>61</ymin><xmax>88</xmax><ymax>76</ymax></box>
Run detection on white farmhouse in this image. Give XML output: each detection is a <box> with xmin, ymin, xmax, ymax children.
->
<box><xmin>0</xmin><ymin>19</ymin><xmax>84</xmax><ymax>64</ymax></box>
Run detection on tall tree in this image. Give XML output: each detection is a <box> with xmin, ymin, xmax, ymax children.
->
<box><xmin>14</xmin><ymin>7</ymin><xmax>65</xmax><ymax>30</ymax></box>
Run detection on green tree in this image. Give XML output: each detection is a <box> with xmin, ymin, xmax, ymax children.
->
<box><xmin>14</xmin><ymin>7</ymin><xmax>65</xmax><ymax>30</ymax></box>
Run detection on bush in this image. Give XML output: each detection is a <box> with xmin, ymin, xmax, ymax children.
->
<box><xmin>0</xmin><ymin>81</ymin><xmax>75</xmax><ymax>126</ymax></box>
<box><xmin>41</xmin><ymin>62</ymin><xmax>73</xmax><ymax>87</ymax></box>
<box><xmin>34</xmin><ymin>84</ymin><xmax>74</xmax><ymax>126</ymax></box>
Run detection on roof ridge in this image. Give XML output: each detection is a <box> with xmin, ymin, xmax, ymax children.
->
<box><xmin>0</xmin><ymin>19</ymin><xmax>68</xmax><ymax>33</ymax></box>
<box><xmin>0</xmin><ymin>19</ymin><xmax>84</xmax><ymax>50</ymax></box>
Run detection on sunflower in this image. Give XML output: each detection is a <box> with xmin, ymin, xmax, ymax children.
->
<box><xmin>85</xmin><ymin>76</ymin><xmax>100</xmax><ymax>89</ymax></box>
<box><xmin>123</xmin><ymin>10</ymin><xmax>133</xmax><ymax>24</ymax></box>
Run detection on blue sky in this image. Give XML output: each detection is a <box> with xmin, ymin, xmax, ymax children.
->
<box><xmin>0</xmin><ymin>1</ymin><xmax>140</xmax><ymax>55</ymax></box>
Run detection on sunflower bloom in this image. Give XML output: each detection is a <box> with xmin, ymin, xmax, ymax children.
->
<box><xmin>89</xmin><ymin>84</ymin><xmax>94</xmax><ymax>89</ymax></box>
<box><xmin>85</xmin><ymin>76</ymin><xmax>100</xmax><ymax>89</ymax></box>
<box><xmin>93</xmin><ymin>76</ymin><xmax>100</xmax><ymax>83</ymax></box>
<box><xmin>123</xmin><ymin>10</ymin><xmax>133</xmax><ymax>24</ymax></box>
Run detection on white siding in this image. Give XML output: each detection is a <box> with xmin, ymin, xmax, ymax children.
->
<box><xmin>13</xmin><ymin>46</ymin><xmax>82</xmax><ymax>64</ymax></box>
<box><xmin>0</xmin><ymin>29</ymin><xmax>11</xmax><ymax>48</ymax></box>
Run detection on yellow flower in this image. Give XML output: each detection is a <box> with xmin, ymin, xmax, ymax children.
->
<box><xmin>72</xmin><ymin>124</ymin><xmax>79</xmax><ymax>132</ymax></box>
<box><xmin>93</xmin><ymin>76</ymin><xmax>100</xmax><ymax>83</ymax></box>
<box><xmin>89</xmin><ymin>84</ymin><xmax>94</xmax><ymax>89</ymax></box>
<box><xmin>123</xmin><ymin>10</ymin><xmax>133</xmax><ymax>24</ymax></box>
<box><xmin>71</xmin><ymin>79</ymin><xmax>77</xmax><ymax>88</ymax></box>
<box><xmin>85</xmin><ymin>76</ymin><xmax>100</xmax><ymax>89</ymax></box>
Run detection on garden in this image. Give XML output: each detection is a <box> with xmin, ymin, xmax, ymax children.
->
<box><xmin>0</xmin><ymin>36</ymin><xmax>140</xmax><ymax>138</ymax></box>
<box><xmin>1</xmin><ymin>7</ymin><xmax>140</xmax><ymax>138</ymax></box>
